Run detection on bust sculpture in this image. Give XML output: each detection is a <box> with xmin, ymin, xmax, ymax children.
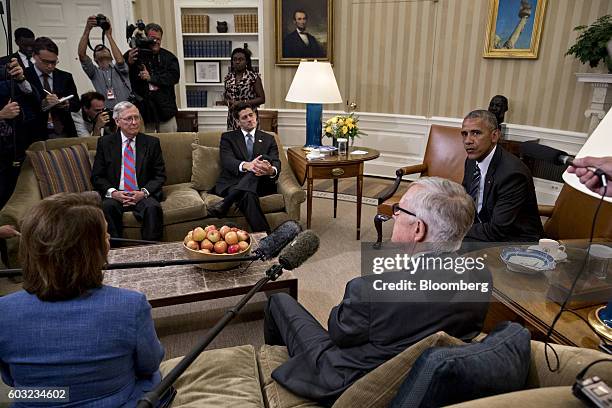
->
<box><xmin>488</xmin><ymin>95</ymin><xmax>509</xmax><ymax>130</ymax></box>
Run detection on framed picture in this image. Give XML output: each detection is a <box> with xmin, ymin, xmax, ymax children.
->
<box><xmin>194</xmin><ymin>61</ymin><xmax>221</xmax><ymax>83</ymax></box>
<box><xmin>275</xmin><ymin>0</ymin><xmax>333</xmax><ymax>66</ymax></box>
<box><xmin>483</xmin><ymin>0</ymin><xmax>547</xmax><ymax>59</ymax></box>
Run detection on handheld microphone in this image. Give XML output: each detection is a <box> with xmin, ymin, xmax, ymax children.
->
<box><xmin>253</xmin><ymin>220</ymin><xmax>302</xmax><ymax>260</ymax></box>
<box><xmin>277</xmin><ymin>230</ymin><xmax>320</xmax><ymax>270</ymax></box>
<box><xmin>520</xmin><ymin>142</ymin><xmax>575</xmax><ymax>166</ymax></box>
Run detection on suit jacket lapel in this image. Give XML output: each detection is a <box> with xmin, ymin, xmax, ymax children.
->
<box><xmin>135</xmin><ymin>133</ymin><xmax>146</xmax><ymax>179</ymax></box>
<box><xmin>252</xmin><ymin>130</ymin><xmax>264</xmax><ymax>158</ymax></box>
<box><xmin>481</xmin><ymin>146</ymin><xmax>502</xmax><ymax>208</ymax></box>
<box><xmin>111</xmin><ymin>132</ymin><xmax>122</xmax><ymax>185</ymax></box>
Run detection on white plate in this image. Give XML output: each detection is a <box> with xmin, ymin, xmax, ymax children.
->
<box><xmin>527</xmin><ymin>246</ymin><xmax>568</xmax><ymax>262</ymax></box>
<box><xmin>500</xmin><ymin>247</ymin><xmax>556</xmax><ymax>274</ymax></box>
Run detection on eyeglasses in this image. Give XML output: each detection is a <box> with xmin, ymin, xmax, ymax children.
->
<box><xmin>119</xmin><ymin>115</ymin><xmax>141</xmax><ymax>123</ymax></box>
<box><xmin>392</xmin><ymin>203</ymin><xmax>417</xmax><ymax>218</ymax></box>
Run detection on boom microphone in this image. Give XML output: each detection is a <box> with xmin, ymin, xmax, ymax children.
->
<box><xmin>278</xmin><ymin>230</ymin><xmax>320</xmax><ymax>270</ymax></box>
<box><xmin>254</xmin><ymin>220</ymin><xmax>302</xmax><ymax>260</ymax></box>
<box><xmin>520</xmin><ymin>142</ymin><xmax>575</xmax><ymax>166</ymax></box>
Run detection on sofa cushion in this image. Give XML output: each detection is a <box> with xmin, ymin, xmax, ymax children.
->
<box><xmin>159</xmin><ymin>345</ymin><xmax>265</xmax><ymax>408</ymax></box>
<box><xmin>389</xmin><ymin>322</ymin><xmax>531</xmax><ymax>408</ymax></box>
<box><xmin>257</xmin><ymin>332</ymin><xmax>464</xmax><ymax>408</ymax></box>
<box><xmin>445</xmin><ymin>386</ymin><xmax>583</xmax><ymax>408</ymax></box>
<box><xmin>26</xmin><ymin>143</ymin><xmax>93</xmax><ymax>198</ymax></box>
<box><xmin>123</xmin><ymin>183</ymin><xmax>205</xmax><ymax>228</ymax></box>
<box><xmin>191</xmin><ymin>144</ymin><xmax>221</xmax><ymax>191</ymax></box>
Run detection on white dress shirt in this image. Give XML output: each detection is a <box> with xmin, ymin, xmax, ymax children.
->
<box><xmin>105</xmin><ymin>132</ymin><xmax>150</xmax><ymax>198</ymax></box>
<box><xmin>297</xmin><ymin>29</ymin><xmax>310</xmax><ymax>46</ymax></box>
<box><xmin>33</xmin><ymin>65</ymin><xmax>53</xmax><ymax>90</ymax></box>
<box><xmin>18</xmin><ymin>51</ymin><xmax>32</xmax><ymax>68</ymax></box>
<box><xmin>475</xmin><ymin>145</ymin><xmax>497</xmax><ymax>213</ymax></box>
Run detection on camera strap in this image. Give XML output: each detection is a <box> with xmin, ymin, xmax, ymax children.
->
<box><xmin>113</xmin><ymin>64</ymin><xmax>133</xmax><ymax>94</ymax></box>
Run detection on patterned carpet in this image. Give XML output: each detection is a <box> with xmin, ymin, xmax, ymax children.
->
<box><xmin>309</xmin><ymin>176</ymin><xmax>411</xmax><ymax>206</ymax></box>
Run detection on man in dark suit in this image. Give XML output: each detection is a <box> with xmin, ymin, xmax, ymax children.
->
<box><xmin>24</xmin><ymin>37</ymin><xmax>80</xmax><ymax>139</ymax></box>
<box><xmin>0</xmin><ymin>27</ymin><xmax>35</xmax><ymax>70</ymax></box>
<box><xmin>283</xmin><ymin>10</ymin><xmax>325</xmax><ymax>58</ymax></box>
<box><xmin>208</xmin><ymin>102</ymin><xmax>280</xmax><ymax>233</ymax></box>
<box><xmin>91</xmin><ymin>101</ymin><xmax>166</xmax><ymax>242</ymax></box>
<box><xmin>264</xmin><ymin>177</ymin><xmax>491</xmax><ymax>404</ymax></box>
<box><xmin>461</xmin><ymin>109</ymin><xmax>542</xmax><ymax>242</ymax></box>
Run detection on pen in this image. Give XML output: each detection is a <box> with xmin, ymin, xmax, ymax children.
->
<box><xmin>42</xmin><ymin>89</ymin><xmax>53</xmax><ymax>96</ymax></box>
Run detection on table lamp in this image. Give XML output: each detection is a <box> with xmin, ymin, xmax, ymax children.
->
<box><xmin>285</xmin><ymin>60</ymin><xmax>343</xmax><ymax>147</ymax></box>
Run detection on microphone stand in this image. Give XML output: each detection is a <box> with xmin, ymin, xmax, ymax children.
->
<box><xmin>136</xmin><ymin>263</ymin><xmax>285</xmax><ymax>408</ymax></box>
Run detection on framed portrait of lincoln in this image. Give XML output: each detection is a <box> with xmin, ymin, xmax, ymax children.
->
<box><xmin>275</xmin><ymin>0</ymin><xmax>333</xmax><ymax>66</ymax></box>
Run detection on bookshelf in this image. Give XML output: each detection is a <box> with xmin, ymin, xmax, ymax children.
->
<box><xmin>174</xmin><ymin>0</ymin><xmax>264</xmax><ymax>110</ymax></box>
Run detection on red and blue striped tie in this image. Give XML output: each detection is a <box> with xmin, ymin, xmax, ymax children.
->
<box><xmin>123</xmin><ymin>139</ymin><xmax>137</xmax><ymax>191</ymax></box>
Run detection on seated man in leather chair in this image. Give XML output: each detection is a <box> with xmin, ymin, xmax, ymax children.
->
<box><xmin>264</xmin><ymin>177</ymin><xmax>491</xmax><ymax>405</ymax></box>
<box><xmin>461</xmin><ymin>110</ymin><xmax>542</xmax><ymax>242</ymax></box>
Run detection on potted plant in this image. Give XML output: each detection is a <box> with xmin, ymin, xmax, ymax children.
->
<box><xmin>566</xmin><ymin>15</ymin><xmax>612</xmax><ymax>73</ymax></box>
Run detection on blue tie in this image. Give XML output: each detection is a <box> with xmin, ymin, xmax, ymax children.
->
<box><xmin>246</xmin><ymin>133</ymin><xmax>254</xmax><ymax>160</ymax></box>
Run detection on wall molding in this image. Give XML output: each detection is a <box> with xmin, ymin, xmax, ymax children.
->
<box><xmin>197</xmin><ymin>109</ymin><xmax>584</xmax><ymax>205</ymax></box>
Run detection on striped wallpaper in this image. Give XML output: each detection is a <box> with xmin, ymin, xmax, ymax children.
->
<box><xmin>136</xmin><ymin>0</ymin><xmax>612</xmax><ymax>133</ymax></box>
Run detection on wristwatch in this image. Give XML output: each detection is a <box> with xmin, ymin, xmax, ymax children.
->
<box><xmin>141</xmin><ymin>188</ymin><xmax>149</xmax><ymax>198</ymax></box>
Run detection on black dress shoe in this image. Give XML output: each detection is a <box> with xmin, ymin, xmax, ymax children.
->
<box><xmin>207</xmin><ymin>201</ymin><xmax>226</xmax><ymax>218</ymax></box>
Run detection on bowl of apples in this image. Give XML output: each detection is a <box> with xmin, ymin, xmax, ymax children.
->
<box><xmin>183</xmin><ymin>224</ymin><xmax>251</xmax><ymax>270</ymax></box>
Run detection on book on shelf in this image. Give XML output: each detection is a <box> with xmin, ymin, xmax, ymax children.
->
<box><xmin>182</xmin><ymin>14</ymin><xmax>209</xmax><ymax>33</ymax></box>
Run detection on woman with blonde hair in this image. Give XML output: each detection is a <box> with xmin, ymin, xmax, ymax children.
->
<box><xmin>0</xmin><ymin>192</ymin><xmax>165</xmax><ymax>407</ymax></box>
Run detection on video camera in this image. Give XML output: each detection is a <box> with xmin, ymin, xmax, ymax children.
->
<box><xmin>126</xmin><ymin>19</ymin><xmax>155</xmax><ymax>67</ymax></box>
<box><xmin>94</xmin><ymin>108</ymin><xmax>117</xmax><ymax>133</ymax></box>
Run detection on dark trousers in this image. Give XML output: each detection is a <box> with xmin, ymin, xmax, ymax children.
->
<box><xmin>0</xmin><ymin>160</ymin><xmax>20</xmax><ymax>210</ymax></box>
<box><xmin>102</xmin><ymin>196</ymin><xmax>163</xmax><ymax>242</ymax></box>
<box><xmin>264</xmin><ymin>293</ymin><xmax>331</xmax><ymax>357</ymax></box>
<box><xmin>218</xmin><ymin>172</ymin><xmax>272</xmax><ymax>233</ymax></box>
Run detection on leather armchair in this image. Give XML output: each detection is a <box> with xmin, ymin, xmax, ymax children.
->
<box><xmin>374</xmin><ymin>125</ymin><xmax>466</xmax><ymax>246</ymax></box>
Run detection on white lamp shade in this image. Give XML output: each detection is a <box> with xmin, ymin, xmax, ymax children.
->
<box><xmin>285</xmin><ymin>61</ymin><xmax>343</xmax><ymax>104</ymax></box>
<box><xmin>562</xmin><ymin>109</ymin><xmax>612</xmax><ymax>202</ymax></box>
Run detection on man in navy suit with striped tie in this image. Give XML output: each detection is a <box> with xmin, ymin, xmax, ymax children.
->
<box><xmin>91</xmin><ymin>101</ymin><xmax>166</xmax><ymax>242</ymax></box>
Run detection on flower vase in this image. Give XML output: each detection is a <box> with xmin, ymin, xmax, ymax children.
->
<box><xmin>350</xmin><ymin>137</ymin><xmax>355</xmax><ymax>147</ymax></box>
<box><xmin>332</xmin><ymin>137</ymin><xmax>338</xmax><ymax>148</ymax></box>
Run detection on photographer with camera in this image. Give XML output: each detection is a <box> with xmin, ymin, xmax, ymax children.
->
<box><xmin>124</xmin><ymin>23</ymin><xmax>179</xmax><ymax>133</ymax></box>
<box><xmin>78</xmin><ymin>15</ymin><xmax>131</xmax><ymax>110</ymax></box>
<box><xmin>0</xmin><ymin>58</ymin><xmax>40</xmax><ymax>208</ymax></box>
<box><xmin>71</xmin><ymin>91</ymin><xmax>116</xmax><ymax>137</ymax></box>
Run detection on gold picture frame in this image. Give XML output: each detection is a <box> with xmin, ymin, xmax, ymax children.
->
<box><xmin>483</xmin><ymin>0</ymin><xmax>547</xmax><ymax>59</ymax></box>
<box><xmin>275</xmin><ymin>0</ymin><xmax>333</xmax><ymax>66</ymax></box>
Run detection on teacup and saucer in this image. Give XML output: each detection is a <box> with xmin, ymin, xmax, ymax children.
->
<box><xmin>528</xmin><ymin>238</ymin><xmax>568</xmax><ymax>262</ymax></box>
<box><xmin>306</xmin><ymin>148</ymin><xmax>323</xmax><ymax>160</ymax></box>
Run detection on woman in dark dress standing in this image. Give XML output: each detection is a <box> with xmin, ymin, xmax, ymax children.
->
<box><xmin>223</xmin><ymin>47</ymin><xmax>265</xmax><ymax>130</ymax></box>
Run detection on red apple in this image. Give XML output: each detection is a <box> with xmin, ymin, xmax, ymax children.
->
<box><xmin>219</xmin><ymin>225</ymin><xmax>231</xmax><ymax>238</ymax></box>
<box><xmin>237</xmin><ymin>241</ymin><xmax>249</xmax><ymax>252</ymax></box>
<box><xmin>204</xmin><ymin>224</ymin><xmax>217</xmax><ymax>233</ymax></box>
<box><xmin>192</xmin><ymin>227</ymin><xmax>206</xmax><ymax>242</ymax></box>
<box><xmin>230</xmin><ymin>227</ymin><xmax>238</xmax><ymax>232</ymax></box>
<box><xmin>185</xmin><ymin>240</ymin><xmax>200</xmax><ymax>250</ymax></box>
<box><xmin>207</xmin><ymin>230</ymin><xmax>221</xmax><ymax>243</ymax></box>
<box><xmin>200</xmin><ymin>239</ymin><xmax>213</xmax><ymax>251</ymax></box>
<box><xmin>184</xmin><ymin>230</ymin><xmax>193</xmax><ymax>244</ymax></box>
<box><xmin>227</xmin><ymin>244</ymin><xmax>240</xmax><ymax>254</ymax></box>
<box><xmin>214</xmin><ymin>240</ymin><xmax>228</xmax><ymax>254</ymax></box>
<box><xmin>236</xmin><ymin>230</ymin><xmax>249</xmax><ymax>242</ymax></box>
<box><xmin>225</xmin><ymin>231</ymin><xmax>238</xmax><ymax>245</ymax></box>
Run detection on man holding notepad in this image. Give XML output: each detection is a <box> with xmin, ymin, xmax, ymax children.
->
<box><xmin>24</xmin><ymin>37</ymin><xmax>80</xmax><ymax>139</ymax></box>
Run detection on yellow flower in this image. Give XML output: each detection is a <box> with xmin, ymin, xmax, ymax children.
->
<box><xmin>342</xmin><ymin>126</ymin><xmax>348</xmax><ymax>134</ymax></box>
<box><xmin>348</xmin><ymin>123</ymin><xmax>355</xmax><ymax>129</ymax></box>
<box><xmin>325</xmin><ymin>126</ymin><xmax>332</xmax><ymax>133</ymax></box>
<box><xmin>331</xmin><ymin>117</ymin><xmax>338</xmax><ymax>124</ymax></box>
<box><xmin>338</xmin><ymin>119</ymin><xmax>344</xmax><ymax>126</ymax></box>
<box><xmin>346</xmin><ymin>118</ymin><xmax>354</xmax><ymax>125</ymax></box>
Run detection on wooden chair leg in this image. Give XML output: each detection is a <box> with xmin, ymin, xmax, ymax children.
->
<box><xmin>373</xmin><ymin>214</ymin><xmax>391</xmax><ymax>249</ymax></box>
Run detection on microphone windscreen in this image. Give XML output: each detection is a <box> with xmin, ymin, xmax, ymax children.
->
<box><xmin>520</xmin><ymin>142</ymin><xmax>568</xmax><ymax>164</ymax></box>
<box><xmin>278</xmin><ymin>230</ymin><xmax>319</xmax><ymax>270</ymax></box>
<box><xmin>255</xmin><ymin>220</ymin><xmax>302</xmax><ymax>260</ymax></box>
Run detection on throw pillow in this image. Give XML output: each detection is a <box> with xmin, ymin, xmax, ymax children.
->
<box><xmin>389</xmin><ymin>321</ymin><xmax>531</xmax><ymax>408</ymax></box>
<box><xmin>26</xmin><ymin>143</ymin><xmax>93</xmax><ymax>198</ymax></box>
<box><xmin>191</xmin><ymin>144</ymin><xmax>221</xmax><ymax>191</ymax></box>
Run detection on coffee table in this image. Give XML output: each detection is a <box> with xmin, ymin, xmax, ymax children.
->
<box><xmin>287</xmin><ymin>146</ymin><xmax>380</xmax><ymax>240</ymax></box>
<box><xmin>105</xmin><ymin>233</ymin><xmax>298</xmax><ymax>308</ymax></box>
<box><xmin>477</xmin><ymin>244</ymin><xmax>607</xmax><ymax>349</ymax></box>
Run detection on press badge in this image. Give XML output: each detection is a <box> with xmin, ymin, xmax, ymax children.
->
<box><xmin>106</xmin><ymin>88</ymin><xmax>116</xmax><ymax>100</ymax></box>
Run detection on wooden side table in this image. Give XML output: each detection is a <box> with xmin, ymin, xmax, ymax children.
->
<box><xmin>287</xmin><ymin>147</ymin><xmax>380</xmax><ymax>240</ymax></box>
